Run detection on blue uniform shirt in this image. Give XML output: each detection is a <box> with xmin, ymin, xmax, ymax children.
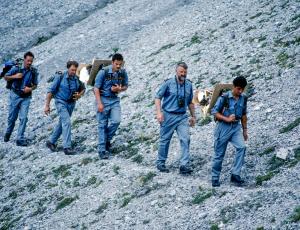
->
<box><xmin>94</xmin><ymin>65</ymin><xmax>128</xmax><ymax>98</ymax></box>
<box><xmin>211</xmin><ymin>91</ymin><xmax>247</xmax><ymax>119</ymax></box>
<box><xmin>155</xmin><ymin>76</ymin><xmax>193</xmax><ymax>113</ymax></box>
<box><xmin>6</xmin><ymin>65</ymin><xmax>39</xmax><ymax>91</ymax></box>
<box><xmin>48</xmin><ymin>71</ymin><xmax>85</xmax><ymax>103</ymax></box>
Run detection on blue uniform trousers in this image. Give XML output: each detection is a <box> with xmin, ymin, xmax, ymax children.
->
<box><xmin>212</xmin><ymin>122</ymin><xmax>246</xmax><ymax>180</ymax></box>
<box><xmin>157</xmin><ymin>111</ymin><xmax>190</xmax><ymax>167</ymax></box>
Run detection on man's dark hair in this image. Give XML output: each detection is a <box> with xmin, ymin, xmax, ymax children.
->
<box><xmin>176</xmin><ymin>61</ymin><xmax>188</xmax><ymax>70</ymax></box>
<box><xmin>112</xmin><ymin>53</ymin><xmax>124</xmax><ymax>62</ymax></box>
<box><xmin>67</xmin><ymin>60</ymin><xmax>79</xmax><ymax>69</ymax></box>
<box><xmin>24</xmin><ymin>51</ymin><xmax>34</xmax><ymax>59</ymax></box>
<box><xmin>233</xmin><ymin>76</ymin><xmax>247</xmax><ymax>88</ymax></box>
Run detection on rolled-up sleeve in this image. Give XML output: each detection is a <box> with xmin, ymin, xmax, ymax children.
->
<box><xmin>5</xmin><ymin>66</ymin><xmax>17</xmax><ymax>76</ymax></box>
<box><xmin>155</xmin><ymin>81</ymin><xmax>168</xmax><ymax>99</ymax></box>
<box><xmin>211</xmin><ymin>96</ymin><xmax>224</xmax><ymax>116</ymax></box>
<box><xmin>94</xmin><ymin>70</ymin><xmax>105</xmax><ymax>89</ymax></box>
<box><xmin>48</xmin><ymin>75</ymin><xmax>61</xmax><ymax>94</ymax></box>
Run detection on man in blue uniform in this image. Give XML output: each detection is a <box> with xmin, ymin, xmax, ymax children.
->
<box><xmin>44</xmin><ymin>60</ymin><xmax>85</xmax><ymax>155</ymax></box>
<box><xmin>211</xmin><ymin>76</ymin><xmax>248</xmax><ymax>187</ymax></box>
<box><xmin>3</xmin><ymin>51</ymin><xmax>39</xmax><ymax>146</ymax></box>
<box><xmin>155</xmin><ymin>62</ymin><xmax>196</xmax><ymax>174</ymax></box>
<box><xmin>94</xmin><ymin>53</ymin><xmax>128</xmax><ymax>159</ymax></box>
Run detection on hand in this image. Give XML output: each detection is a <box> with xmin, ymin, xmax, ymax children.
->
<box><xmin>15</xmin><ymin>73</ymin><xmax>23</xmax><ymax>79</ymax></box>
<box><xmin>72</xmin><ymin>92</ymin><xmax>81</xmax><ymax>101</ymax></box>
<box><xmin>44</xmin><ymin>105</ymin><xmax>50</xmax><ymax>115</ymax></box>
<box><xmin>243</xmin><ymin>129</ymin><xmax>248</xmax><ymax>141</ymax></box>
<box><xmin>23</xmin><ymin>87</ymin><xmax>32</xmax><ymax>94</ymax></box>
<box><xmin>226</xmin><ymin>114</ymin><xmax>236</xmax><ymax>123</ymax></box>
<box><xmin>97</xmin><ymin>103</ymin><xmax>104</xmax><ymax>112</ymax></box>
<box><xmin>156</xmin><ymin>112</ymin><xmax>164</xmax><ymax>123</ymax></box>
<box><xmin>111</xmin><ymin>84</ymin><xmax>122</xmax><ymax>93</ymax></box>
<box><xmin>189</xmin><ymin>117</ymin><xmax>196</xmax><ymax>127</ymax></box>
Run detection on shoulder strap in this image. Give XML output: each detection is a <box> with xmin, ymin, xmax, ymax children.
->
<box><xmin>54</xmin><ymin>72</ymin><xmax>64</xmax><ymax>94</ymax></box>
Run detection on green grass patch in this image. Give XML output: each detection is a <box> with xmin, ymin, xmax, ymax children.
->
<box><xmin>139</xmin><ymin>172</ymin><xmax>156</xmax><ymax>186</ymax></box>
<box><xmin>249</xmin><ymin>12</ymin><xmax>263</xmax><ymax>19</ymax></box>
<box><xmin>259</xmin><ymin>146</ymin><xmax>276</xmax><ymax>156</ymax></box>
<box><xmin>279</xmin><ymin>117</ymin><xmax>300</xmax><ymax>133</ymax></box>
<box><xmin>211</xmin><ymin>224</ymin><xmax>219</xmax><ymax>230</ymax></box>
<box><xmin>199</xmin><ymin>116</ymin><xmax>212</xmax><ymax>126</ymax></box>
<box><xmin>255</xmin><ymin>171</ymin><xmax>276</xmax><ymax>185</ymax></box>
<box><xmin>113</xmin><ymin>165</ymin><xmax>120</xmax><ymax>174</ymax></box>
<box><xmin>52</xmin><ymin>165</ymin><xmax>72</xmax><ymax>178</ymax></box>
<box><xmin>132</xmin><ymin>154</ymin><xmax>143</xmax><ymax>164</ymax></box>
<box><xmin>55</xmin><ymin>196</ymin><xmax>78</xmax><ymax>211</ymax></box>
<box><xmin>148</xmin><ymin>43</ymin><xmax>175</xmax><ymax>57</ymax></box>
<box><xmin>289</xmin><ymin>206</ymin><xmax>300</xmax><ymax>222</ymax></box>
<box><xmin>79</xmin><ymin>157</ymin><xmax>93</xmax><ymax>166</ymax></box>
<box><xmin>86</xmin><ymin>176</ymin><xmax>97</xmax><ymax>186</ymax></box>
<box><xmin>120</xmin><ymin>194</ymin><xmax>134</xmax><ymax>208</ymax></box>
<box><xmin>192</xmin><ymin>187</ymin><xmax>213</xmax><ymax>204</ymax></box>
<box><xmin>95</xmin><ymin>202</ymin><xmax>108</xmax><ymax>214</ymax></box>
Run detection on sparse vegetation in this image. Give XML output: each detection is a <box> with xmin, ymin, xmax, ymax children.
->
<box><xmin>95</xmin><ymin>202</ymin><xmax>108</xmax><ymax>214</ymax></box>
<box><xmin>80</xmin><ymin>157</ymin><xmax>93</xmax><ymax>166</ymax></box>
<box><xmin>120</xmin><ymin>193</ymin><xmax>135</xmax><ymax>208</ymax></box>
<box><xmin>139</xmin><ymin>172</ymin><xmax>156</xmax><ymax>186</ymax></box>
<box><xmin>289</xmin><ymin>206</ymin><xmax>300</xmax><ymax>222</ymax></box>
<box><xmin>52</xmin><ymin>164</ymin><xmax>72</xmax><ymax>178</ymax></box>
<box><xmin>199</xmin><ymin>116</ymin><xmax>212</xmax><ymax>126</ymax></box>
<box><xmin>148</xmin><ymin>43</ymin><xmax>175</xmax><ymax>57</ymax></box>
<box><xmin>113</xmin><ymin>165</ymin><xmax>120</xmax><ymax>174</ymax></box>
<box><xmin>256</xmin><ymin>171</ymin><xmax>276</xmax><ymax>185</ymax></box>
<box><xmin>132</xmin><ymin>154</ymin><xmax>143</xmax><ymax>163</ymax></box>
<box><xmin>56</xmin><ymin>196</ymin><xmax>78</xmax><ymax>211</ymax></box>
<box><xmin>279</xmin><ymin>117</ymin><xmax>300</xmax><ymax>133</ymax></box>
<box><xmin>192</xmin><ymin>187</ymin><xmax>213</xmax><ymax>205</ymax></box>
<box><xmin>259</xmin><ymin>146</ymin><xmax>276</xmax><ymax>156</ymax></box>
<box><xmin>210</xmin><ymin>224</ymin><xmax>219</xmax><ymax>230</ymax></box>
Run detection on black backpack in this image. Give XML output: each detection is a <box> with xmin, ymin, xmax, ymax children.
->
<box><xmin>51</xmin><ymin>71</ymin><xmax>84</xmax><ymax>95</ymax></box>
<box><xmin>0</xmin><ymin>59</ymin><xmax>23</xmax><ymax>89</ymax></box>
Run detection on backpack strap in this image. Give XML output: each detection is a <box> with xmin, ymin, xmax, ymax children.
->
<box><xmin>54</xmin><ymin>71</ymin><xmax>64</xmax><ymax>94</ymax></box>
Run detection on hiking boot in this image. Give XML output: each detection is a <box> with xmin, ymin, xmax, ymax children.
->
<box><xmin>16</xmin><ymin>140</ymin><xmax>28</xmax><ymax>147</ymax></box>
<box><xmin>212</xmin><ymin>179</ymin><xmax>221</xmax><ymax>187</ymax></box>
<box><xmin>230</xmin><ymin>174</ymin><xmax>245</xmax><ymax>186</ymax></box>
<box><xmin>99</xmin><ymin>151</ymin><xmax>109</xmax><ymax>160</ymax></box>
<box><xmin>4</xmin><ymin>133</ymin><xmax>11</xmax><ymax>142</ymax></box>
<box><xmin>64</xmin><ymin>148</ymin><xmax>76</xmax><ymax>155</ymax></box>
<box><xmin>46</xmin><ymin>141</ymin><xmax>56</xmax><ymax>152</ymax></box>
<box><xmin>179</xmin><ymin>165</ymin><xmax>193</xmax><ymax>175</ymax></box>
<box><xmin>106</xmin><ymin>141</ymin><xmax>111</xmax><ymax>152</ymax></box>
<box><xmin>157</xmin><ymin>164</ymin><xmax>170</xmax><ymax>173</ymax></box>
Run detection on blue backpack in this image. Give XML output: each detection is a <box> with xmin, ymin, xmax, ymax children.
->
<box><xmin>0</xmin><ymin>59</ymin><xmax>23</xmax><ymax>89</ymax></box>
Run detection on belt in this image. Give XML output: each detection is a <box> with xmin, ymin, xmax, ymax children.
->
<box><xmin>165</xmin><ymin>111</ymin><xmax>186</xmax><ymax>115</ymax></box>
<box><xmin>101</xmin><ymin>95</ymin><xmax>118</xmax><ymax>99</ymax></box>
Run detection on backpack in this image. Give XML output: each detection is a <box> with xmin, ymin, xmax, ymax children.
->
<box><xmin>0</xmin><ymin>59</ymin><xmax>23</xmax><ymax>89</ymax></box>
<box><xmin>214</xmin><ymin>92</ymin><xmax>248</xmax><ymax>121</ymax></box>
<box><xmin>98</xmin><ymin>67</ymin><xmax>126</xmax><ymax>93</ymax></box>
<box><xmin>51</xmin><ymin>71</ymin><xmax>84</xmax><ymax>95</ymax></box>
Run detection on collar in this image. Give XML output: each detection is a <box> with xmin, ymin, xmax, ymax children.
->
<box><xmin>108</xmin><ymin>65</ymin><xmax>121</xmax><ymax>74</ymax></box>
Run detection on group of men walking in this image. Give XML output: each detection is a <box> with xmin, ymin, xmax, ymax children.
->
<box><xmin>2</xmin><ymin>51</ymin><xmax>249</xmax><ymax>187</ymax></box>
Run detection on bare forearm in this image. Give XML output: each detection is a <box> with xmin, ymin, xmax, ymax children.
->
<box><xmin>94</xmin><ymin>88</ymin><xmax>102</xmax><ymax>105</ymax></box>
<box><xmin>215</xmin><ymin>112</ymin><xmax>227</xmax><ymax>122</ymax></box>
<box><xmin>4</xmin><ymin>74</ymin><xmax>19</xmax><ymax>81</ymax></box>
<box><xmin>188</xmin><ymin>103</ymin><xmax>196</xmax><ymax>118</ymax></box>
<box><xmin>45</xmin><ymin>93</ymin><xmax>52</xmax><ymax>106</ymax></box>
<box><xmin>155</xmin><ymin>99</ymin><xmax>162</xmax><ymax>114</ymax></box>
<box><xmin>241</xmin><ymin>115</ymin><xmax>247</xmax><ymax>130</ymax></box>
